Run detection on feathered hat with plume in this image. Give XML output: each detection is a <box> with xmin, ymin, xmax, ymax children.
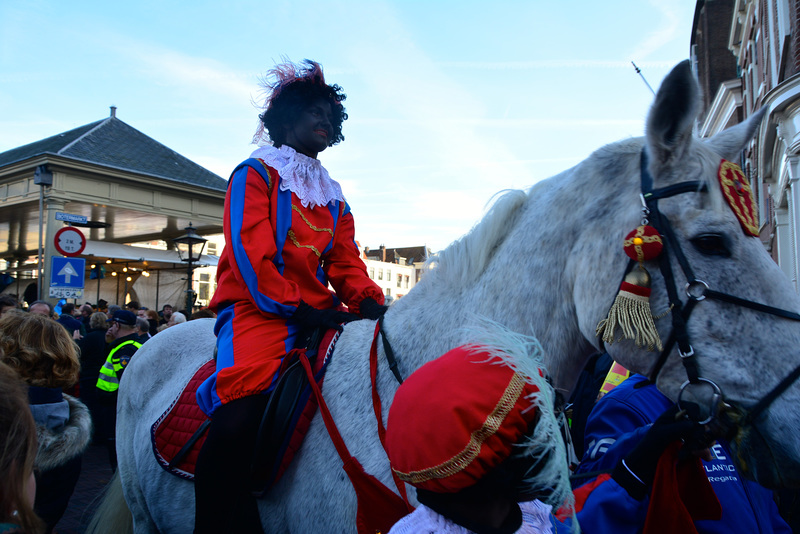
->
<box><xmin>252</xmin><ymin>58</ymin><xmax>329</xmax><ymax>145</ymax></box>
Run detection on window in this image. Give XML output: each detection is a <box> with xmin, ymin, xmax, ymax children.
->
<box><xmin>385</xmin><ymin>288</ymin><xmax>391</xmax><ymax>296</ymax></box>
<box><xmin>199</xmin><ymin>284</ymin><xmax>210</xmax><ymax>301</ymax></box>
<box><xmin>378</xmin><ymin>269</ymin><xmax>383</xmax><ymax>280</ymax></box>
<box><xmin>397</xmin><ymin>275</ymin><xmax>402</xmax><ymax>288</ymax></box>
<box><xmin>404</xmin><ymin>275</ymin><xmax>409</xmax><ymax>289</ymax></box>
<box><xmin>369</xmin><ymin>267</ymin><xmax>375</xmax><ymax>279</ymax></box>
<box><xmin>197</xmin><ymin>271</ymin><xmax>214</xmax><ymax>302</ymax></box>
<box><xmin>207</xmin><ymin>242</ymin><xmax>218</xmax><ymax>255</ymax></box>
<box><xmin>387</xmin><ymin>269</ymin><xmax>391</xmax><ymax>281</ymax></box>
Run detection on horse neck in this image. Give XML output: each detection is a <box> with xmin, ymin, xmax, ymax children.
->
<box><xmin>385</xmin><ymin>171</ymin><xmax>606</xmax><ymax>392</ymax></box>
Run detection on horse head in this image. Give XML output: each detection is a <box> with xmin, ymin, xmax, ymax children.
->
<box><xmin>592</xmin><ymin>60</ymin><xmax>800</xmax><ymax>489</ymax></box>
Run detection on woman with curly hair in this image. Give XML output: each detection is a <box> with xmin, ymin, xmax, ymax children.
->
<box><xmin>0</xmin><ymin>362</ymin><xmax>44</xmax><ymax>534</ymax></box>
<box><xmin>0</xmin><ymin>313</ymin><xmax>91</xmax><ymax>534</ymax></box>
<box><xmin>193</xmin><ymin>59</ymin><xmax>386</xmax><ymax>532</ymax></box>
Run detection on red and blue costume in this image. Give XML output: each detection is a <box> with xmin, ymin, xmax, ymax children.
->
<box><xmin>196</xmin><ymin>152</ymin><xmax>383</xmax><ymax>417</ymax></box>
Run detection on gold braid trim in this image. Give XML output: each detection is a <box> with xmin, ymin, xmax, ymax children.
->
<box><xmin>393</xmin><ymin>373</ymin><xmax>526</xmax><ymax>484</ymax></box>
<box><xmin>255</xmin><ymin>159</ymin><xmax>274</xmax><ymax>192</ymax></box>
<box><xmin>719</xmin><ymin>161</ymin><xmax>759</xmax><ymax>234</ymax></box>
<box><xmin>292</xmin><ymin>205</ymin><xmax>333</xmax><ymax>236</ymax></box>
<box><xmin>288</xmin><ymin>229</ymin><xmax>322</xmax><ymax>258</ymax></box>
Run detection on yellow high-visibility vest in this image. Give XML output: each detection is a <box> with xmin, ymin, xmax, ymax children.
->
<box><xmin>96</xmin><ymin>339</ymin><xmax>142</xmax><ymax>392</ymax></box>
<box><xmin>598</xmin><ymin>361</ymin><xmax>630</xmax><ymax>400</ymax></box>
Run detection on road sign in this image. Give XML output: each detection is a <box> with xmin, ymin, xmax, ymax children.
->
<box><xmin>55</xmin><ymin>212</ymin><xmax>88</xmax><ymax>225</ymax></box>
<box><xmin>54</xmin><ymin>226</ymin><xmax>86</xmax><ymax>256</ymax></box>
<box><xmin>49</xmin><ymin>287</ymin><xmax>84</xmax><ymax>299</ymax></box>
<box><xmin>49</xmin><ymin>257</ymin><xmax>85</xmax><ymax>299</ymax></box>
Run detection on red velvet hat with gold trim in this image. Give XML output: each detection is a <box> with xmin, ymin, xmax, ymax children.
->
<box><xmin>386</xmin><ymin>345</ymin><xmax>542</xmax><ymax>494</ymax></box>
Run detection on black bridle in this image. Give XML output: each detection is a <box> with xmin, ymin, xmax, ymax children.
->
<box><xmin>631</xmin><ymin>149</ymin><xmax>800</xmax><ymax>427</ymax></box>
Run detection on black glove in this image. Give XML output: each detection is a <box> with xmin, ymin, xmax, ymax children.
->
<box><xmin>359</xmin><ymin>297</ymin><xmax>388</xmax><ymax>320</ymax></box>
<box><xmin>612</xmin><ymin>404</ymin><xmax>704</xmax><ymax>500</ymax></box>
<box><xmin>291</xmin><ymin>301</ymin><xmax>359</xmax><ymax>332</ymax></box>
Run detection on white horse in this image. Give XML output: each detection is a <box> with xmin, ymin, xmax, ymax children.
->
<box><xmin>96</xmin><ymin>61</ymin><xmax>800</xmax><ymax>533</ymax></box>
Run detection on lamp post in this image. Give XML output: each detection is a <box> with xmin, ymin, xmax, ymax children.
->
<box><xmin>173</xmin><ymin>223</ymin><xmax>207</xmax><ymax>314</ymax></box>
<box><xmin>34</xmin><ymin>165</ymin><xmax>53</xmax><ymax>300</ymax></box>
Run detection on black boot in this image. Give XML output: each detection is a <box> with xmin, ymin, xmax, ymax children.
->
<box><xmin>194</xmin><ymin>395</ymin><xmax>269</xmax><ymax>534</ymax></box>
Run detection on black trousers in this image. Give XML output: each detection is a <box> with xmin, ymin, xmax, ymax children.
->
<box><xmin>194</xmin><ymin>394</ymin><xmax>269</xmax><ymax>534</ymax></box>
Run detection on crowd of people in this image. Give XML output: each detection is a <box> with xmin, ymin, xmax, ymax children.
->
<box><xmin>0</xmin><ymin>294</ymin><xmax>214</xmax><ymax>533</ymax></box>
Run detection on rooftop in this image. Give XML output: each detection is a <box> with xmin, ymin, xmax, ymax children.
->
<box><xmin>0</xmin><ymin>111</ymin><xmax>227</xmax><ymax>191</ymax></box>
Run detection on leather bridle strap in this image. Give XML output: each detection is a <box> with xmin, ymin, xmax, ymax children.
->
<box><xmin>638</xmin><ymin>148</ymin><xmax>800</xmax><ymax>423</ymax></box>
<box><xmin>640</xmin><ymin>150</ymin><xmax>706</xmax><ymax>384</ymax></box>
<box><xmin>378</xmin><ymin>315</ymin><xmax>404</xmax><ymax>384</ymax></box>
<box><xmin>703</xmin><ymin>289</ymin><xmax>800</xmax><ymax>321</ymax></box>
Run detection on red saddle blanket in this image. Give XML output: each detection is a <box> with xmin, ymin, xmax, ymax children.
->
<box><xmin>151</xmin><ymin>359</ymin><xmax>215</xmax><ymax>480</ymax></box>
<box><xmin>151</xmin><ymin>329</ymin><xmax>338</xmax><ymax>482</ymax></box>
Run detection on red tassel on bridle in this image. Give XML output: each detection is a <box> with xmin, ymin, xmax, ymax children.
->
<box><xmin>596</xmin><ymin>225</ymin><xmax>665</xmax><ymax>351</ymax></box>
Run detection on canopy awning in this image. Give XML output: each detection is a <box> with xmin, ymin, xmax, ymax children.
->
<box><xmin>81</xmin><ymin>240</ymin><xmax>219</xmax><ymax>267</ymax></box>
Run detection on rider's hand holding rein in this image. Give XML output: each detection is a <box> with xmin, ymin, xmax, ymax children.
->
<box><xmin>292</xmin><ymin>301</ymin><xmax>359</xmax><ymax>332</ymax></box>
<box><xmin>613</xmin><ymin>404</ymin><xmax>714</xmax><ymax>499</ymax></box>
<box><xmin>358</xmin><ymin>297</ymin><xmax>388</xmax><ymax>320</ymax></box>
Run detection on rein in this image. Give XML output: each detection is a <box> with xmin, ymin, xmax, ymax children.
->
<box><xmin>378</xmin><ymin>315</ymin><xmax>404</xmax><ymax>384</ymax></box>
<box><xmin>636</xmin><ymin>149</ymin><xmax>800</xmax><ymax>426</ymax></box>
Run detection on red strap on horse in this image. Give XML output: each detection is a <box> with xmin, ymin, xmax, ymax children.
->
<box><xmin>297</xmin><ymin>351</ymin><xmax>412</xmax><ymax>534</ymax></box>
<box><xmin>369</xmin><ymin>320</ymin><xmax>413</xmax><ymax>507</ymax></box>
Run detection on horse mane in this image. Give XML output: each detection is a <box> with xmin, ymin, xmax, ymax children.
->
<box><xmin>425</xmin><ymin>189</ymin><xmax>528</xmax><ymax>288</ymax></box>
<box><xmin>425</xmin><ymin>134</ymin><xmax>727</xmax><ymax>291</ymax></box>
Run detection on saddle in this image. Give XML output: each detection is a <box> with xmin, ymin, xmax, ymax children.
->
<box><xmin>151</xmin><ymin>328</ymin><xmax>338</xmax><ymax>487</ymax></box>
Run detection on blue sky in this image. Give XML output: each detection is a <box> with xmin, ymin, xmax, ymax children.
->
<box><xmin>0</xmin><ymin>1</ymin><xmax>696</xmax><ymax>251</ymax></box>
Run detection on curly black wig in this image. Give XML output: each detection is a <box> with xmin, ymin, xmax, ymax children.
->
<box><xmin>259</xmin><ymin>78</ymin><xmax>347</xmax><ymax>148</ymax></box>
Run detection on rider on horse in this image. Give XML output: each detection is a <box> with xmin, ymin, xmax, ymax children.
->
<box><xmin>193</xmin><ymin>59</ymin><xmax>386</xmax><ymax>533</ymax></box>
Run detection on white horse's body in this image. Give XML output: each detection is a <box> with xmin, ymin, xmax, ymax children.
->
<box><xmin>105</xmin><ymin>62</ymin><xmax>800</xmax><ymax>533</ymax></box>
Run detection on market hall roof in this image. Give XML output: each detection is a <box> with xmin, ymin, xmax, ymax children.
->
<box><xmin>0</xmin><ymin>115</ymin><xmax>227</xmax><ymax>191</ymax></box>
<box><xmin>0</xmin><ymin>111</ymin><xmax>227</xmax><ymax>268</ymax></box>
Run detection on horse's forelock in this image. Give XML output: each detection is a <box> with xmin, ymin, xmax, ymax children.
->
<box><xmin>638</xmin><ymin>135</ymin><xmax>727</xmax><ymax>217</ymax></box>
<box><xmin>694</xmin><ymin>146</ymin><xmax>727</xmax><ymax>214</ymax></box>
<box><xmin>427</xmin><ymin>189</ymin><xmax>529</xmax><ymax>287</ymax></box>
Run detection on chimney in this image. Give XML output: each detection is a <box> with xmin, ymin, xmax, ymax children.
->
<box><xmin>110</xmin><ymin>106</ymin><xmax>117</xmax><ymax>118</ymax></box>
<box><xmin>380</xmin><ymin>245</ymin><xmax>386</xmax><ymax>262</ymax></box>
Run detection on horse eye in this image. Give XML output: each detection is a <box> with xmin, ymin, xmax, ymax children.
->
<box><xmin>691</xmin><ymin>233</ymin><xmax>730</xmax><ymax>257</ymax></box>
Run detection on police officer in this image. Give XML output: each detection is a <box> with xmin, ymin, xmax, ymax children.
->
<box><xmin>96</xmin><ymin>310</ymin><xmax>142</xmax><ymax>469</ymax></box>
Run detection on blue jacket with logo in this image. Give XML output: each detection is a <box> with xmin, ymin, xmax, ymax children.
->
<box><xmin>574</xmin><ymin>373</ymin><xmax>790</xmax><ymax>533</ymax></box>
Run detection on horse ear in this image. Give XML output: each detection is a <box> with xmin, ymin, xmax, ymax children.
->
<box><xmin>645</xmin><ymin>60</ymin><xmax>700</xmax><ymax>166</ymax></box>
<box><xmin>704</xmin><ymin>107</ymin><xmax>767</xmax><ymax>161</ymax></box>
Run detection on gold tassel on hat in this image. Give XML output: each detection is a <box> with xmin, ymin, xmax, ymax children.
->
<box><xmin>596</xmin><ymin>225</ymin><xmax>665</xmax><ymax>352</ymax></box>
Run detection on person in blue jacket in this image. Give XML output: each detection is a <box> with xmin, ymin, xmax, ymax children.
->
<box><xmin>576</xmin><ymin>373</ymin><xmax>791</xmax><ymax>533</ymax></box>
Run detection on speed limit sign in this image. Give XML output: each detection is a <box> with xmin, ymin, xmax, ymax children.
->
<box><xmin>54</xmin><ymin>226</ymin><xmax>86</xmax><ymax>257</ymax></box>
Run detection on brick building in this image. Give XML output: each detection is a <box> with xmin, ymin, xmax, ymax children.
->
<box><xmin>693</xmin><ymin>0</ymin><xmax>800</xmax><ymax>290</ymax></box>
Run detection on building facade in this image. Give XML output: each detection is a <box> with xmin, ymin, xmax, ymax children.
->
<box><xmin>362</xmin><ymin>245</ymin><xmax>432</xmax><ymax>301</ymax></box>
<box><xmin>0</xmin><ymin>109</ymin><xmax>226</xmax><ymax>309</ymax></box>
<box><xmin>693</xmin><ymin>0</ymin><xmax>800</xmax><ymax>290</ymax></box>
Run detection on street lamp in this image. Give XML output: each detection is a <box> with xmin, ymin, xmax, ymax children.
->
<box><xmin>173</xmin><ymin>223</ymin><xmax>207</xmax><ymax>314</ymax></box>
<box><xmin>34</xmin><ymin>165</ymin><xmax>53</xmax><ymax>300</ymax></box>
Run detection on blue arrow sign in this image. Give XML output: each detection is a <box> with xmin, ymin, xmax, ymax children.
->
<box><xmin>50</xmin><ymin>257</ymin><xmax>85</xmax><ymax>289</ymax></box>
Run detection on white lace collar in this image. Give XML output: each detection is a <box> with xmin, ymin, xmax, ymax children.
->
<box><xmin>250</xmin><ymin>144</ymin><xmax>345</xmax><ymax>209</ymax></box>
